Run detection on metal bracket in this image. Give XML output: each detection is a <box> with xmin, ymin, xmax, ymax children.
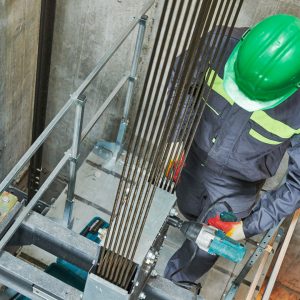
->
<box><xmin>76</xmin><ymin>94</ymin><xmax>87</xmax><ymax>105</ymax></box>
<box><xmin>33</xmin><ymin>286</ymin><xmax>58</xmax><ymax>300</ymax></box>
<box><xmin>68</xmin><ymin>154</ymin><xmax>80</xmax><ymax>163</ymax></box>
<box><xmin>83</xmin><ymin>274</ymin><xmax>129</xmax><ymax>300</ymax></box>
<box><xmin>70</xmin><ymin>93</ymin><xmax>87</xmax><ymax>105</ymax></box>
<box><xmin>224</xmin><ymin>226</ymin><xmax>281</xmax><ymax>300</ymax></box>
<box><xmin>128</xmin><ymin>76</ymin><xmax>138</xmax><ymax>82</ymax></box>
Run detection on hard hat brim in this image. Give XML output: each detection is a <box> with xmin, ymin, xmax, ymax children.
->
<box><xmin>223</xmin><ymin>42</ymin><xmax>294</xmax><ymax>112</ymax></box>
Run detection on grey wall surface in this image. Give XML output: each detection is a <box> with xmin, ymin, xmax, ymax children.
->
<box><xmin>41</xmin><ymin>0</ymin><xmax>160</xmax><ymax>185</ymax></box>
<box><xmin>237</xmin><ymin>0</ymin><xmax>300</xmax><ymax>27</ymax></box>
<box><xmin>41</xmin><ymin>0</ymin><xmax>300</xmax><ymax>196</ymax></box>
<box><xmin>0</xmin><ymin>1</ymin><xmax>40</xmax><ymax>181</ymax></box>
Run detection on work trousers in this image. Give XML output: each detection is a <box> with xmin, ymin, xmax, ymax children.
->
<box><xmin>164</xmin><ymin>142</ymin><xmax>259</xmax><ymax>282</ymax></box>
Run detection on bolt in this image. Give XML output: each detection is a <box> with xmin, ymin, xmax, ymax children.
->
<box><xmin>145</xmin><ymin>251</ymin><xmax>156</xmax><ymax>265</ymax></box>
<box><xmin>169</xmin><ymin>208</ymin><xmax>178</xmax><ymax>217</ymax></box>
<box><xmin>147</xmin><ymin>251</ymin><xmax>156</xmax><ymax>260</ymax></box>
<box><xmin>139</xmin><ymin>292</ymin><xmax>146</xmax><ymax>299</ymax></box>
<box><xmin>151</xmin><ymin>269</ymin><xmax>158</xmax><ymax>277</ymax></box>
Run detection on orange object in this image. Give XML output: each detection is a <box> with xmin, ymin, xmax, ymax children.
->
<box><xmin>165</xmin><ymin>152</ymin><xmax>185</xmax><ymax>183</ymax></box>
<box><xmin>208</xmin><ymin>215</ymin><xmax>240</xmax><ymax>234</ymax></box>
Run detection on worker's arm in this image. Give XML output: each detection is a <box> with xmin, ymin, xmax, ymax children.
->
<box><xmin>243</xmin><ymin>134</ymin><xmax>300</xmax><ymax>237</ymax></box>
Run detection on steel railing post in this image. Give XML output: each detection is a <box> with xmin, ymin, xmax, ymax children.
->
<box><xmin>63</xmin><ymin>94</ymin><xmax>87</xmax><ymax>227</ymax></box>
<box><xmin>116</xmin><ymin>15</ymin><xmax>148</xmax><ymax>151</ymax></box>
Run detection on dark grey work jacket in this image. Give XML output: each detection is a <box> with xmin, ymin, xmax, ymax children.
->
<box><xmin>172</xmin><ymin>28</ymin><xmax>300</xmax><ymax>237</ymax></box>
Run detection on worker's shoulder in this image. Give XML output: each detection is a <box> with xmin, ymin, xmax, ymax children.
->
<box><xmin>230</xmin><ymin>27</ymin><xmax>249</xmax><ymax>40</ymax></box>
<box><xmin>210</xmin><ymin>26</ymin><xmax>248</xmax><ymax>41</ymax></box>
<box><xmin>268</xmin><ymin>89</ymin><xmax>300</xmax><ymax>130</ymax></box>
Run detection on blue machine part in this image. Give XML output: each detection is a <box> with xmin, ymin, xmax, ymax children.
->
<box><xmin>208</xmin><ymin>230</ymin><xmax>246</xmax><ymax>263</ymax></box>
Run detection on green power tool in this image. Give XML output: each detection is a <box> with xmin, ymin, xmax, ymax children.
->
<box><xmin>167</xmin><ymin>215</ymin><xmax>246</xmax><ymax>263</ymax></box>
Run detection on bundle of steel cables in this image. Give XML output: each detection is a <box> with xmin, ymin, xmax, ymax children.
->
<box><xmin>97</xmin><ymin>0</ymin><xmax>244</xmax><ymax>290</ymax></box>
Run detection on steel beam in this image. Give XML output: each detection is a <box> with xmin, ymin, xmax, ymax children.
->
<box><xmin>28</xmin><ymin>0</ymin><xmax>57</xmax><ymax>199</ymax></box>
<box><xmin>9</xmin><ymin>211</ymin><xmax>99</xmax><ymax>271</ymax></box>
<box><xmin>0</xmin><ymin>153</ymin><xmax>70</xmax><ymax>250</ymax></box>
<box><xmin>64</xmin><ymin>95</ymin><xmax>87</xmax><ymax>227</ymax></box>
<box><xmin>0</xmin><ymin>251</ymin><xmax>82</xmax><ymax>300</ymax></box>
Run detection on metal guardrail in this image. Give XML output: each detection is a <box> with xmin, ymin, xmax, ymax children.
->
<box><xmin>0</xmin><ymin>0</ymin><xmax>155</xmax><ymax>249</ymax></box>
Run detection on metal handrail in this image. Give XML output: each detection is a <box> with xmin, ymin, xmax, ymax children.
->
<box><xmin>0</xmin><ymin>0</ymin><xmax>154</xmax><ymax>249</ymax></box>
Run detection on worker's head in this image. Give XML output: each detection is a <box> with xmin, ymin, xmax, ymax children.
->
<box><xmin>223</xmin><ymin>14</ymin><xmax>300</xmax><ymax>112</ymax></box>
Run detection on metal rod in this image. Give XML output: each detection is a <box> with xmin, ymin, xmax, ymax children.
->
<box><xmin>0</xmin><ymin>98</ymin><xmax>74</xmax><ymax>195</ymax></box>
<box><xmin>164</xmin><ymin>0</ymin><xmax>228</xmax><ymax>191</ymax></box>
<box><xmin>118</xmin><ymin>0</ymin><xmax>215</xmax><ymax>286</ymax></box>
<box><xmin>107</xmin><ymin>0</ymin><xmax>181</xmax><ymax>282</ymax></box>
<box><xmin>121</xmin><ymin>0</ymin><xmax>243</xmax><ymax>284</ymax></box>
<box><xmin>107</xmin><ymin>0</ymin><xmax>182</xmax><ymax>282</ymax></box>
<box><xmin>113</xmin><ymin>0</ymin><xmax>216</xmax><ymax>285</ymax></box>
<box><xmin>81</xmin><ymin>74</ymin><xmax>130</xmax><ymax>141</ymax></box>
<box><xmin>72</xmin><ymin>0</ymin><xmax>155</xmax><ymax>100</ymax></box>
<box><xmin>0</xmin><ymin>152</ymin><xmax>69</xmax><ymax>250</ymax></box>
<box><xmin>115</xmin><ymin>0</ymin><xmax>198</xmax><ymax>285</ymax></box>
<box><xmin>165</xmin><ymin>0</ymin><xmax>233</xmax><ymax>192</ymax></box>
<box><xmin>116</xmin><ymin>15</ymin><xmax>148</xmax><ymax>150</ymax></box>
<box><xmin>123</xmin><ymin>16</ymin><xmax>148</xmax><ymax>120</ymax></box>
<box><xmin>126</xmin><ymin>0</ymin><xmax>216</xmax><ymax>266</ymax></box>
<box><xmin>63</xmin><ymin>95</ymin><xmax>86</xmax><ymax>227</ymax></box>
<box><xmin>146</xmin><ymin>0</ymin><xmax>216</xmax><ymax>193</ymax></box>
<box><xmin>172</xmin><ymin>0</ymin><xmax>243</xmax><ymax>191</ymax></box>
<box><xmin>246</xmin><ymin>246</ymin><xmax>272</xmax><ymax>300</ymax></box>
<box><xmin>98</xmin><ymin>0</ymin><xmax>170</xmax><ymax>276</ymax></box>
<box><xmin>262</xmin><ymin>209</ymin><xmax>300</xmax><ymax>300</ymax></box>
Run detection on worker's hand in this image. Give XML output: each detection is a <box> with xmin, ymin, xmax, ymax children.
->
<box><xmin>207</xmin><ymin>215</ymin><xmax>245</xmax><ymax>241</ymax></box>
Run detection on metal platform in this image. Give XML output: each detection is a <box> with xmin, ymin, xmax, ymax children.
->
<box><xmin>21</xmin><ymin>151</ymin><xmax>176</xmax><ymax>266</ymax></box>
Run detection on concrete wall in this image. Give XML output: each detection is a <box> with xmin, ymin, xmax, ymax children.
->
<box><xmin>41</xmin><ymin>0</ymin><xmax>300</xmax><ymax>191</ymax></box>
<box><xmin>0</xmin><ymin>1</ymin><xmax>40</xmax><ymax>181</ymax></box>
<box><xmin>237</xmin><ymin>0</ymin><xmax>300</xmax><ymax>27</ymax></box>
<box><xmin>41</xmin><ymin>0</ymin><xmax>160</xmax><ymax>184</ymax></box>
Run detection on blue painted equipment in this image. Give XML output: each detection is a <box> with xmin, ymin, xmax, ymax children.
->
<box><xmin>167</xmin><ymin>216</ymin><xmax>246</xmax><ymax>263</ymax></box>
<box><xmin>209</xmin><ymin>229</ymin><xmax>246</xmax><ymax>263</ymax></box>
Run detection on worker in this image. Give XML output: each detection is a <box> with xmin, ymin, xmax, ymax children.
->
<box><xmin>164</xmin><ymin>14</ymin><xmax>300</xmax><ymax>284</ymax></box>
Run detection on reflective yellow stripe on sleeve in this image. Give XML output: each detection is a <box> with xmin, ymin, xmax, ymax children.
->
<box><xmin>249</xmin><ymin>129</ymin><xmax>282</xmax><ymax>145</ymax></box>
<box><xmin>250</xmin><ymin>110</ymin><xmax>300</xmax><ymax>139</ymax></box>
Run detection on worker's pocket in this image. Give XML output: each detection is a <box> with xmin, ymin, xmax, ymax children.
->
<box><xmin>176</xmin><ymin>166</ymin><xmax>209</xmax><ymax>221</ymax></box>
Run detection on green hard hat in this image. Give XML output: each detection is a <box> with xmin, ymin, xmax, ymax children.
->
<box><xmin>223</xmin><ymin>14</ymin><xmax>300</xmax><ymax>112</ymax></box>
